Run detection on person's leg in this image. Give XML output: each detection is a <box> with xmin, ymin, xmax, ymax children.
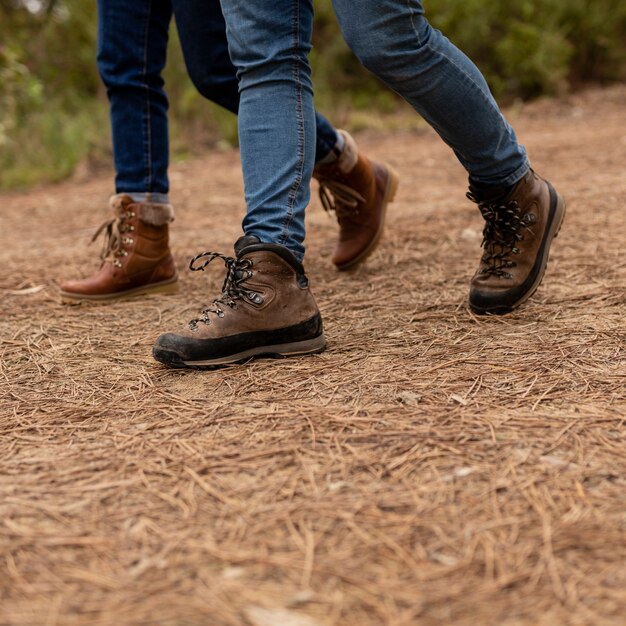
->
<box><xmin>331</xmin><ymin>0</ymin><xmax>528</xmax><ymax>188</ymax></box>
<box><xmin>98</xmin><ymin>0</ymin><xmax>172</xmax><ymax>197</ymax></box>
<box><xmin>172</xmin><ymin>0</ymin><xmax>339</xmax><ymax>164</ymax></box>
<box><xmin>171</xmin><ymin>0</ymin><xmax>239</xmax><ymax>115</ymax></box>
<box><xmin>214</xmin><ymin>0</ymin><xmax>316</xmax><ymax>261</ymax></box>
<box><xmin>60</xmin><ymin>0</ymin><xmax>178</xmax><ymax>303</ymax></box>
<box><xmin>331</xmin><ymin>0</ymin><xmax>564</xmax><ymax>313</ymax></box>
<box><xmin>172</xmin><ymin>0</ymin><xmax>399</xmax><ymax>270</ymax></box>
<box><xmin>153</xmin><ymin>0</ymin><xmax>328</xmax><ymax>368</ymax></box>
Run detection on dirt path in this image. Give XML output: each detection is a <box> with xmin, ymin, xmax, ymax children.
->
<box><xmin>1</xmin><ymin>86</ymin><xmax>625</xmax><ymax>626</ymax></box>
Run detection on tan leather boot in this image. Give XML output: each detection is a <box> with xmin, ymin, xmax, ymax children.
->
<box><xmin>153</xmin><ymin>236</ymin><xmax>325</xmax><ymax>368</ymax></box>
<box><xmin>59</xmin><ymin>194</ymin><xmax>179</xmax><ymax>303</ymax></box>
<box><xmin>313</xmin><ymin>130</ymin><xmax>400</xmax><ymax>270</ymax></box>
<box><xmin>468</xmin><ymin>170</ymin><xmax>565</xmax><ymax>315</ymax></box>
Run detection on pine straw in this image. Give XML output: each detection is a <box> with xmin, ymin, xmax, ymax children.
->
<box><xmin>0</xmin><ymin>86</ymin><xmax>624</xmax><ymax>626</ymax></box>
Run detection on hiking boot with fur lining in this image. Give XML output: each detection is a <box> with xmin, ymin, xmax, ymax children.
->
<box><xmin>59</xmin><ymin>195</ymin><xmax>178</xmax><ymax>303</ymax></box>
<box><xmin>314</xmin><ymin>130</ymin><xmax>399</xmax><ymax>270</ymax></box>
<box><xmin>468</xmin><ymin>170</ymin><xmax>565</xmax><ymax>315</ymax></box>
<box><xmin>152</xmin><ymin>236</ymin><xmax>326</xmax><ymax>369</ymax></box>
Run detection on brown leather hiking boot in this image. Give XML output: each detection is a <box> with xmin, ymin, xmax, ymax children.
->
<box><xmin>152</xmin><ymin>236</ymin><xmax>326</xmax><ymax>368</ymax></box>
<box><xmin>468</xmin><ymin>170</ymin><xmax>566</xmax><ymax>315</ymax></box>
<box><xmin>59</xmin><ymin>194</ymin><xmax>178</xmax><ymax>303</ymax></box>
<box><xmin>313</xmin><ymin>130</ymin><xmax>399</xmax><ymax>270</ymax></box>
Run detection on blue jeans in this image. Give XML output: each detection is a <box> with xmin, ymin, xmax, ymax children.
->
<box><xmin>96</xmin><ymin>0</ymin><xmax>339</xmax><ymax>198</ymax></box>
<box><xmin>219</xmin><ymin>0</ymin><xmax>531</xmax><ymax>260</ymax></box>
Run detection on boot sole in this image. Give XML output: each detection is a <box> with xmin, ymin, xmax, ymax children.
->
<box><xmin>59</xmin><ymin>276</ymin><xmax>179</xmax><ymax>305</ymax></box>
<box><xmin>153</xmin><ymin>334</ymin><xmax>327</xmax><ymax>370</ymax></box>
<box><xmin>335</xmin><ymin>164</ymin><xmax>400</xmax><ymax>271</ymax></box>
<box><xmin>470</xmin><ymin>184</ymin><xmax>566</xmax><ymax>315</ymax></box>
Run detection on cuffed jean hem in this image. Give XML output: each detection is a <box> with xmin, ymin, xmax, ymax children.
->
<box><xmin>125</xmin><ymin>192</ymin><xmax>171</xmax><ymax>204</ymax></box>
<box><xmin>470</xmin><ymin>159</ymin><xmax>531</xmax><ymax>190</ymax></box>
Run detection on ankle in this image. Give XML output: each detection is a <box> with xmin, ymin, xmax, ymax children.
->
<box><xmin>315</xmin><ymin>130</ymin><xmax>358</xmax><ymax>174</ymax></box>
<box><xmin>468</xmin><ymin>180</ymin><xmax>516</xmax><ymax>203</ymax></box>
<box><xmin>110</xmin><ymin>194</ymin><xmax>175</xmax><ymax>226</ymax></box>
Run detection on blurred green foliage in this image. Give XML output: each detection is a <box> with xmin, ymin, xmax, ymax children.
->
<box><xmin>0</xmin><ymin>0</ymin><xmax>105</xmax><ymax>187</ymax></box>
<box><xmin>1</xmin><ymin>0</ymin><xmax>625</xmax><ymax>189</ymax></box>
<box><xmin>312</xmin><ymin>0</ymin><xmax>626</xmax><ymax>104</ymax></box>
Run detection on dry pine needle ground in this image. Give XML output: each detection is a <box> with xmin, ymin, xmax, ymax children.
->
<box><xmin>0</xmin><ymin>86</ymin><xmax>625</xmax><ymax>626</ymax></box>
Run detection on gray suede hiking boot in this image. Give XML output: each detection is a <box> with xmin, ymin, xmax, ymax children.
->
<box><xmin>152</xmin><ymin>236</ymin><xmax>326</xmax><ymax>368</ymax></box>
<box><xmin>467</xmin><ymin>170</ymin><xmax>565</xmax><ymax>315</ymax></box>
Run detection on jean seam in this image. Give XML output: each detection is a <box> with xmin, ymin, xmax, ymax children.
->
<box><xmin>405</xmin><ymin>0</ymin><xmax>422</xmax><ymax>46</ymax></box>
<box><xmin>141</xmin><ymin>0</ymin><xmax>153</xmax><ymax>192</ymax></box>
<box><xmin>279</xmin><ymin>0</ymin><xmax>305</xmax><ymax>249</ymax></box>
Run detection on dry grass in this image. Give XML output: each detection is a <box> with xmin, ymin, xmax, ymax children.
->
<box><xmin>0</xmin><ymin>85</ymin><xmax>625</xmax><ymax>626</ymax></box>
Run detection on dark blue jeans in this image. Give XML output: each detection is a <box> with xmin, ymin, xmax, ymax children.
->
<box><xmin>218</xmin><ymin>0</ymin><xmax>530</xmax><ymax>260</ymax></box>
<box><xmin>96</xmin><ymin>0</ymin><xmax>339</xmax><ymax>196</ymax></box>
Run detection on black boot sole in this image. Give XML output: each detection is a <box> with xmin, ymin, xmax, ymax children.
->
<box><xmin>153</xmin><ymin>334</ymin><xmax>326</xmax><ymax>370</ymax></box>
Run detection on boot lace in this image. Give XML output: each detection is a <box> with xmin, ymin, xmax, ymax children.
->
<box><xmin>187</xmin><ymin>252</ymin><xmax>262</xmax><ymax>331</ymax></box>
<box><xmin>91</xmin><ymin>210</ymin><xmax>136</xmax><ymax>268</ymax></box>
<box><xmin>467</xmin><ymin>191</ymin><xmax>536</xmax><ymax>279</ymax></box>
<box><xmin>318</xmin><ymin>178</ymin><xmax>365</xmax><ymax>220</ymax></box>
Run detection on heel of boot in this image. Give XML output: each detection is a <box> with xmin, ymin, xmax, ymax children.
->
<box><xmin>553</xmin><ymin>194</ymin><xmax>566</xmax><ymax>239</ymax></box>
<box><xmin>146</xmin><ymin>277</ymin><xmax>179</xmax><ymax>296</ymax></box>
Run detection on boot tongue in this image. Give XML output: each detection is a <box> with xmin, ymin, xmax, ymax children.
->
<box><xmin>234</xmin><ymin>235</ymin><xmax>261</xmax><ymax>256</ymax></box>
